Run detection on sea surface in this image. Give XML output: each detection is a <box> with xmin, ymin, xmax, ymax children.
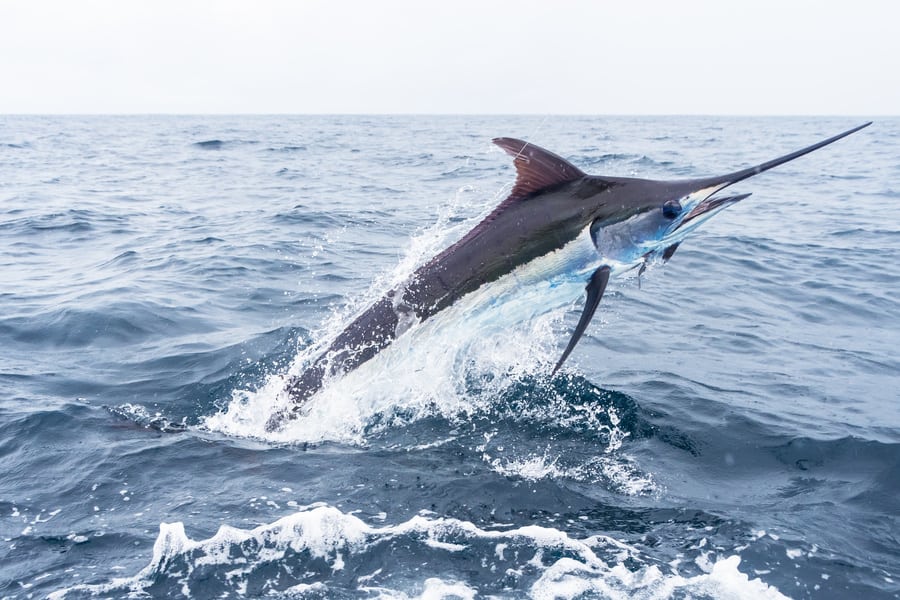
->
<box><xmin>1</xmin><ymin>115</ymin><xmax>898</xmax><ymax>599</ymax></box>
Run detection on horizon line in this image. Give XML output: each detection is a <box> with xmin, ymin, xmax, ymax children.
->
<box><xmin>0</xmin><ymin>112</ymin><xmax>894</xmax><ymax>118</ymax></box>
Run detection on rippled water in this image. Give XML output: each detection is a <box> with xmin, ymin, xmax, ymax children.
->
<box><xmin>1</xmin><ymin>115</ymin><xmax>898</xmax><ymax>599</ymax></box>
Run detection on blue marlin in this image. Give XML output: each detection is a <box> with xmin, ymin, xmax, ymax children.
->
<box><xmin>268</xmin><ymin>123</ymin><xmax>870</xmax><ymax>429</ymax></box>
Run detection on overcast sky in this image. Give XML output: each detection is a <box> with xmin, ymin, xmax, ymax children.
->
<box><xmin>0</xmin><ymin>0</ymin><xmax>896</xmax><ymax>114</ymax></box>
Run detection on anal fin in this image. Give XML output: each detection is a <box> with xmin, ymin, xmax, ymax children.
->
<box><xmin>552</xmin><ymin>265</ymin><xmax>612</xmax><ymax>375</ymax></box>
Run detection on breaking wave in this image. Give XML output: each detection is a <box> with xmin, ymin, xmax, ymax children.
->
<box><xmin>50</xmin><ymin>504</ymin><xmax>787</xmax><ymax>600</ymax></box>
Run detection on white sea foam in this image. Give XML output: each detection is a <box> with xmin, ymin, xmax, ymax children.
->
<box><xmin>220</xmin><ymin>288</ymin><xmax>585</xmax><ymax>445</ymax></box>
<box><xmin>50</xmin><ymin>504</ymin><xmax>787</xmax><ymax>600</ymax></box>
<box><xmin>204</xmin><ymin>292</ymin><xmax>651</xmax><ymax>490</ymax></box>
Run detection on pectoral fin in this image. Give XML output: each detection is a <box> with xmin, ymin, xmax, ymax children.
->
<box><xmin>661</xmin><ymin>242</ymin><xmax>680</xmax><ymax>261</ymax></box>
<box><xmin>552</xmin><ymin>265</ymin><xmax>612</xmax><ymax>375</ymax></box>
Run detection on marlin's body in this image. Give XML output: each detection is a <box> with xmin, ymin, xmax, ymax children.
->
<box><xmin>270</xmin><ymin>124</ymin><xmax>870</xmax><ymax>429</ymax></box>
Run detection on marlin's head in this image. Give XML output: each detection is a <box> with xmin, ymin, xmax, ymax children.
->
<box><xmin>584</xmin><ymin>122</ymin><xmax>872</xmax><ymax>274</ymax></box>
<box><xmin>586</xmin><ymin>179</ymin><xmax>750</xmax><ymax>273</ymax></box>
<box><xmin>589</xmin><ymin>182</ymin><xmax>752</xmax><ymax>271</ymax></box>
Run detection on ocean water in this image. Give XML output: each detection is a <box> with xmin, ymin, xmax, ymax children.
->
<box><xmin>0</xmin><ymin>115</ymin><xmax>898</xmax><ymax>599</ymax></box>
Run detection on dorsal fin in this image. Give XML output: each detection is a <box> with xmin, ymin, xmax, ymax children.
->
<box><xmin>493</xmin><ymin>137</ymin><xmax>586</xmax><ymax>202</ymax></box>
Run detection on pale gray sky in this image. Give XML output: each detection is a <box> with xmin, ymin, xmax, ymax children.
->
<box><xmin>0</xmin><ymin>0</ymin><xmax>896</xmax><ymax>114</ymax></box>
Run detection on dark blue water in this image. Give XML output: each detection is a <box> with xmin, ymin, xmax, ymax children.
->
<box><xmin>1</xmin><ymin>115</ymin><xmax>898</xmax><ymax>599</ymax></box>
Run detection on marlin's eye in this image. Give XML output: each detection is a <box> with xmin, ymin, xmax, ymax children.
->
<box><xmin>662</xmin><ymin>200</ymin><xmax>682</xmax><ymax>219</ymax></box>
